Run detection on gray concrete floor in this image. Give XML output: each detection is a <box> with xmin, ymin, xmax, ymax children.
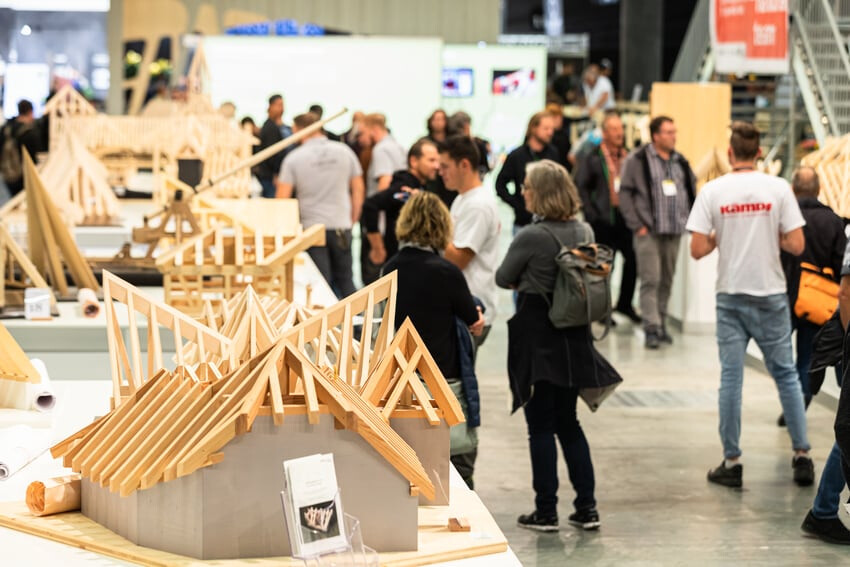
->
<box><xmin>472</xmin><ymin>296</ymin><xmax>847</xmax><ymax>566</ymax></box>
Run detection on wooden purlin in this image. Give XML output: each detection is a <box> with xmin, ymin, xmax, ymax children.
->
<box><xmin>50</xmin><ymin>338</ymin><xmax>435</xmax><ymax>501</ymax></box>
<box><xmin>0</xmin><ymin>222</ymin><xmax>55</xmax><ymax>310</ymax></box>
<box><xmin>23</xmin><ymin>150</ymin><xmax>99</xmax><ymax>298</ymax></box>
<box><xmin>101</xmin><ymin>271</ymin><xmax>231</xmax><ymax>406</ymax></box>
<box><xmin>359</xmin><ymin>318</ymin><xmax>465</xmax><ymax>427</ymax></box>
<box><xmin>0</xmin><ymin>323</ymin><xmax>40</xmax><ymax>384</ymax></box>
<box><xmin>281</xmin><ymin>272</ymin><xmax>398</xmax><ymax>389</ymax></box>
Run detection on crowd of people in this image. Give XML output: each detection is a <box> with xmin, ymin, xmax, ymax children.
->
<box><xmin>240</xmin><ymin>86</ymin><xmax>850</xmax><ymax>545</ymax></box>
<box><xmin>1</xmin><ymin>73</ymin><xmax>847</xmax><ymax>546</ymax></box>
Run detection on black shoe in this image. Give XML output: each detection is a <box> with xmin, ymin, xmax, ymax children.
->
<box><xmin>802</xmin><ymin>510</ymin><xmax>850</xmax><ymax>544</ymax></box>
<box><xmin>615</xmin><ymin>305</ymin><xmax>641</xmax><ymax>324</ymax></box>
<box><xmin>707</xmin><ymin>460</ymin><xmax>743</xmax><ymax>488</ymax></box>
<box><xmin>517</xmin><ymin>511</ymin><xmax>559</xmax><ymax>532</ymax></box>
<box><xmin>777</xmin><ymin>414</ymin><xmax>786</xmax><ymax>427</ymax></box>
<box><xmin>659</xmin><ymin>328</ymin><xmax>673</xmax><ymax>345</ymax></box>
<box><xmin>645</xmin><ymin>329</ymin><xmax>661</xmax><ymax>350</ymax></box>
<box><xmin>568</xmin><ymin>509</ymin><xmax>600</xmax><ymax>530</ymax></box>
<box><xmin>793</xmin><ymin>456</ymin><xmax>815</xmax><ymax>486</ymax></box>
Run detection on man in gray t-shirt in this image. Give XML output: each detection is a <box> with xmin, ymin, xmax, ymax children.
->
<box><xmin>360</xmin><ymin>113</ymin><xmax>407</xmax><ymax>285</ymax></box>
<box><xmin>278</xmin><ymin>113</ymin><xmax>365</xmax><ymax>298</ymax></box>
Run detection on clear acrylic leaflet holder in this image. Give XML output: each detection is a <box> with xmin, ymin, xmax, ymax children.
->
<box><xmin>280</xmin><ymin>488</ymin><xmax>378</xmax><ymax>566</ymax></box>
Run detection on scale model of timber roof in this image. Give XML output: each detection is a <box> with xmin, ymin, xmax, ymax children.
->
<box><xmin>56</xmin><ymin>271</ymin><xmax>465</xmax><ymax>501</ymax></box>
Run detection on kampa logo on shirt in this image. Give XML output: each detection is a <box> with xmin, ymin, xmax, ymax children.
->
<box><xmin>720</xmin><ymin>202</ymin><xmax>773</xmax><ymax>216</ymax></box>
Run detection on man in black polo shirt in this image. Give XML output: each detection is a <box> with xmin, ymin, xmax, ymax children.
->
<box><xmin>362</xmin><ymin>138</ymin><xmax>440</xmax><ymax>268</ymax></box>
<box><xmin>495</xmin><ymin>111</ymin><xmax>558</xmax><ymax>233</ymax></box>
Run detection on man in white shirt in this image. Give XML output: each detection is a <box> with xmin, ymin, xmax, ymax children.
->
<box><xmin>278</xmin><ymin>112</ymin><xmax>365</xmax><ymax>298</ymax></box>
<box><xmin>440</xmin><ymin>135</ymin><xmax>501</xmax><ymax>346</ymax></box>
<box><xmin>687</xmin><ymin>121</ymin><xmax>813</xmax><ymax>489</ymax></box>
<box><xmin>582</xmin><ymin>64</ymin><xmax>616</xmax><ymax>114</ymax></box>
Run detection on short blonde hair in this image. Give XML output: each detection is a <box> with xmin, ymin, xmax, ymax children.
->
<box><xmin>363</xmin><ymin>113</ymin><xmax>387</xmax><ymax>130</ymax></box>
<box><xmin>523</xmin><ymin>159</ymin><xmax>581</xmax><ymax>220</ymax></box>
<box><xmin>395</xmin><ymin>192</ymin><xmax>453</xmax><ymax>251</ymax></box>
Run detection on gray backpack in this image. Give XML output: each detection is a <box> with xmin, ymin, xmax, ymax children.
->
<box><xmin>532</xmin><ymin>223</ymin><xmax>614</xmax><ymax>340</ymax></box>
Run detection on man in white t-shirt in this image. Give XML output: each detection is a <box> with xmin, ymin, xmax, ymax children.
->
<box><xmin>440</xmin><ymin>135</ymin><xmax>501</xmax><ymax>346</ymax></box>
<box><xmin>686</xmin><ymin>122</ymin><xmax>813</xmax><ymax>489</ymax></box>
<box><xmin>582</xmin><ymin>64</ymin><xmax>615</xmax><ymax>114</ymax></box>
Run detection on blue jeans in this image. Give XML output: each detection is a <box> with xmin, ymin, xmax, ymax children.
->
<box><xmin>813</xmin><ymin>443</ymin><xmax>847</xmax><ymax>519</ymax></box>
<box><xmin>307</xmin><ymin>229</ymin><xmax>356</xmax><ymax>299</ymax></box>
<box><xmin>716</xmin><ymin>293</ymin><xmax>810</xmax><ymax>458</ymax></box>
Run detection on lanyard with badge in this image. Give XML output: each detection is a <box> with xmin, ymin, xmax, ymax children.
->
<box><xmin>661</xmin><ymin>159</ymin><xmax>677</xmax><ymax>198</ymax></box>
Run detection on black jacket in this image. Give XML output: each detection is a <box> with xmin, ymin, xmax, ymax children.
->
<box><xmin>254</xmin><ymin>118</ymin><xmax>284</xmax><ymax>180</ymax></box>
<box><xmin>782</xmin><ymin>197</ymin><xmax>846</xmax><ymax>306</ymax></box>
<box><xmin>495</xmin><ymin>143</ymin><xmax>560</xmax><ymax>226</ymax></box>
<box><xmin>362</xmin><ymin>170</ymin><xmax>424</xmax><ymax>258</ymax></box>
<box><xmin>574</xmin><ymin>145</ymin><xmax>617</xmax><ymax>226</ymax></box>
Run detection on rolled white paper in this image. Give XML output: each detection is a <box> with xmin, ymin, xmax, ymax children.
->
<box><xmin>77</xmin><ymin>288</ymin><xmax>100</xmax><ymax>318</ymax></box>
<box><xmin>27</xmin><ymin>359</ymin><xmax>55</xmax><ymax>412</ymax></box>
<box><xmin>0</xmin><ymin>425</ymin><xmax>51</xmax><ymax>480</ymax></box>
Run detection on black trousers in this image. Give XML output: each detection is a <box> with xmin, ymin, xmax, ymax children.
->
<box><xmin>592</xmin><ymin>208</ymin><xmax>636</xmax><ymax>311</ymax></box>
<box><xmin>523</xmin><ymin>381</ymin><xmax>596</xmax><ymax>516</ymax></box>
<box><xmin>307</xmin><ymin>229</ymin><xmax>356</xmax><ymax>299</ymax></box>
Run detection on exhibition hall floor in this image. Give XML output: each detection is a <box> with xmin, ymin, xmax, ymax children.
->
<box><xmin>473</xmin><ymin>293</ymin><xmax>847</xmax><ymax>565</ymax></box>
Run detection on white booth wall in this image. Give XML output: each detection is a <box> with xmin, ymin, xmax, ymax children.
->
<box><xmin>441</xmin><ymin>44</ymin><xmax>547</xmax><ymax>159</ymax></box>
<box><xmin>204</xmin><ymin>35</ymin><xmax>444</xmax><ymax>148</ymax></box>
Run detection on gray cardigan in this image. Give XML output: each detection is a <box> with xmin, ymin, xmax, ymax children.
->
<box><xmin>496</xmin><ymin>219</ymin><xmax>594</xmax><ymax>294</ymax></box>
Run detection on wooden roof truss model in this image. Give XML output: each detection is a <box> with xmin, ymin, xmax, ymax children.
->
<box><xmin>54</xmin><ymin>271</ymin><xmax>466</xmax><ymax>502</ymax></box>
<box><xmin>154</xmin><ymin>223</ymin><xmax>326</xmax><ymax>314</ymax></box>
<box><xmin>23</xmin><ymin>151</ymin><xmax>100</xmax><ymax>299</ymax></box>
<box><xmin>801</xmin><ymin>134</ymin><xmax>850</xmax><ymax>217</ymax></box>
<box><xmin>39</xmin><ymin>133</ymin><xmax>121</xmax><ymax>225</ymax></box>
<box><xmin>43</xmin><ymin>84</ymin><xmax>97</xmax><ymax>153</ymax></box>
<box><xmin>0</xmin><ymin>222</ymin><xmax>56</xmax><ymax>313</ymax></box>
<box><xmin>0</xmin><ymin>323</ymin><xmax>41</xmax><ymax>384</ymax></box>
<box><xmin>102</xmin><ymin>271</ymin><xmax>231</xmax><ymax>405</ymax></box>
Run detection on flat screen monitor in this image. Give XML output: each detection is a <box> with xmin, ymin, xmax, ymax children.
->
<box><xmin>442</xmin><ymin>68</ymin><xmax>474</xmax><ymax>97</ymax></box>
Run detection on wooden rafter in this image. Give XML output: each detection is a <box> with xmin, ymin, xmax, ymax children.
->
<box><xmin>23</xmin><ymin>150</ymin><xmax>99</xmax><ymax>299</ymax></box>
<box><xmin>360</xmin><ymin>318</ymin><xmax>465</xmax><ymax>426</ymax></box>
<box><xmin>101</xmin><ymin>271</ymin><xmax>231</xmax><ymax>406</ymax></box>
<box><xmin>43</xmin><ymin>84</ymin><xmax>96</xmax><ymax>153</ymax></box>
<box><xmin>282</xmin><ymin>272</ymin><xmax>398</xmax><ymax>389</ymax></box>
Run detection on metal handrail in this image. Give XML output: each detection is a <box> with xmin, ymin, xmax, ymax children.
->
<box><xmin>793</xmin><ymin>0</ymin><xmax>850</xmax><ymax>134</ymax></box>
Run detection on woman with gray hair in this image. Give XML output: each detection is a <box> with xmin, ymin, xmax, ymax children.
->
<box><xmin>496</xmin><ymin>159</ymin><xmax>621</xmax><ymax>533</ymax></box>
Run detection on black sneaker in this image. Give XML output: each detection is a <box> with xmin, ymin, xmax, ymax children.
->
<box><xmin>707</xmin><ymin>460</ymin><xmax>743</xmax><ymax>488</ymax></box>
<box><xmin>802</xmin><ymin>510</ymin><xmax>850</xmax><ymax>544</ymax></box>
<box><xmin>517</xmin><ymin>511</ymin><xmax>558</xmax><ymax>532</ymax></box>
<box><xmin>645</xmin><ymin>329</ymin><xmax>661</xmax><ymax>350</ymax></box>
<box><xmin>568</xmin><ymin>509</ymin><xmax>600</xmax><ymax>530</ymax></box>
<box><xmin>659</xmin><ymin>327</ymin><xmax>673</xmax><ymax>345</ymax></box>
<box><xmin>793</xmin><ymin>456</ymin><xmax>815</xmax><ymax>486</ymax></box>
<box><xmin>777</xmin><ymin>414</ymin><xmax>786</xmax><ymax>427</ymax></box>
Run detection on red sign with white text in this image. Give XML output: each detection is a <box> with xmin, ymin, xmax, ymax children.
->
<box><xmin>711</xmin><ymin>0</ymin><xmax>788</xmax><ymax>74</ymax></box>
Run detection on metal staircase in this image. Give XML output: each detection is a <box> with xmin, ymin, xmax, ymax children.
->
<box><xmin>672</xmin><ymin>0</ymin><xmax>850</xmax><ymax>151</ymax></box>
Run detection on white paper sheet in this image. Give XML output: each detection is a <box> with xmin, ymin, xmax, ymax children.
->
<box><xmin>0</xmin><ymin>425</ymin><xmax>52</xmax><ymax>480</ymax></box>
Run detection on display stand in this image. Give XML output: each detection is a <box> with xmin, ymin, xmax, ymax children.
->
<box><xmin>280</xmin><ymin>489</ymin><xmax>378</xmax><ymax>566</ymax></box>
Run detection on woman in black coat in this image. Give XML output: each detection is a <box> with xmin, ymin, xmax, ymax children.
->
<box><xmin>496</xmin><ymin>159</ymin><xmax>622</xmax><ymax>533</ymax></box>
